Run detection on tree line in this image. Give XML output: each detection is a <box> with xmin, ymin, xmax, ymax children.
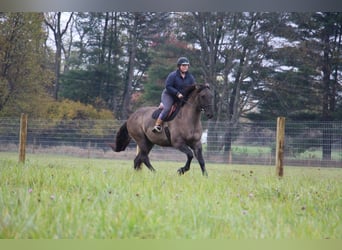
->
<box><xmin>1</xmin><ymin>12</ymin><xmax>341</xmax><ymax>159</ymax></box>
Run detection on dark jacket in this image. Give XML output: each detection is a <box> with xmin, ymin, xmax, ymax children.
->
<box><xmin>165</xmin><ymin>69</ymin><xmax>195</xmax><ymax>98</ymax></box>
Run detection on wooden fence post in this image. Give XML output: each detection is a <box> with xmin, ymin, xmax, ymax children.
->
<box><xmin>19</xmin><ymin>113</ymin><xmax>28</xmax><ymax>163</ymax></box>
<box><xmin>276</xmin><ymin>117</ymin><xmax>285</xmax><ymax>177</ymax></box>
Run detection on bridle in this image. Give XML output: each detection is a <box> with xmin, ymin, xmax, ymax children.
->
<box><xmin>200</xmin><ymin>104</ymin><xmax>213</xmax><ymax>112</ymax></box>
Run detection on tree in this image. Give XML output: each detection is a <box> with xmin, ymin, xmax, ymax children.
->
<box><xmin>60</xmin><ymin>12</ymin><xmax>124</xmax><ymax>113</ymax></box>
<box><xmin>44</xmin><ymin>12</ymin><xmax>74</xmax><ymax>100</ymax></box>
<box><xmin>304</xmin><ymin>12</ymin><xmax>342</xmax><ymax>160</ymax></box>
<box><xmin>247</xmin><ymin>12</ymin><xmax>342</xmax><ymax>161</ymax></box>
<box><xmin>176</xmin><ymin>12</ymin><xmax>277</xmax><ymax>155</ymax></box>
<box><xmin>119</xmin><ymin>12</ymin><xmax>171</xmax><ymax>119</ymax></box>
<box><xmin>0</xmin><ymin>12</ymin><xmax>54</xmax><ymax>117</ymax></box>
<box><xmin>58</xmin><ymin>12</ymin><xmax>171</xmax><ymax>119</ymax></box>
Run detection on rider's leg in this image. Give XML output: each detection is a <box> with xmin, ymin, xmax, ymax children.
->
<box><xmin>152</xmin><ymin>116</ymin><xmax>163</xmax><ymax>133</ymax></box>
<box><xmin>152</xmin><ymin>91</ymin><xmax>173</xmax><ymax>133</ymax></box>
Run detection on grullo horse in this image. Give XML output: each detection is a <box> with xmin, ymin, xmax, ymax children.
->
<box><xmin>109</xmin><ymin>84</ymin><xmax>214</xmax><ymax>176</ymax></box>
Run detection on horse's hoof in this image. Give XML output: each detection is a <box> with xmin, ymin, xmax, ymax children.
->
<box><xmin>177</xmin><ymin>168</ymin><xmax>184</xmax><ymax>175</ymax></box>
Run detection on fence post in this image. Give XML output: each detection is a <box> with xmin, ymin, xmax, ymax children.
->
<box><xmin>275</xmin><ymin>117</ymin><xmax>285</xmax><ymax>177</ymax></box>
<box><xmin>19</xmin><ymin>113</ymin><xmax>28</xmax><ymax>163</ymax></box>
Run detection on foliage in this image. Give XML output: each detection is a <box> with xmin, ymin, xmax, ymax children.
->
<box><xmin>44</xmin><ymin>12</ymin><xmax>74</xmax><ymax>100</ymax></box>
<box><xmin>57</xmin><ymin>12</ymin><xmax>172</xmax><ymax>119</ymax></box>
<box><xmin>0</xmin><ymin>154</ymin><xmax>341</xmax><ymax>238</ymax></box>
<box><xmin>2</xmin><ymin>12</ymin><xmax>341</xmax><ymax>123</ymax></box>
<box><xmin>0</xmin><ymin>13</ymin><xmax>55</xmax><ymax>118</ymax></box>
<box><xmin>1</xmin><ymin>12</ymin><xmax>341</xmax><ymax>160</ymax></box>
<box><xmin>57</xmin><ymin>12</ymin><xmax>124</xmax><ymax>115</ymax></box>
<box><xmin>60</xmin><ymin>68</ymin><xmax>112</xmax><ymax>107</ymax></box>
<box><xmin>46</xmin><ymin>99</ymin><xmax>114</xmax><ymax>120</ymax></box>
<box><xmin>248</xmin><ymin>12</ymin><xmax>342</xmax><ymax>121</ymax></box>
<box><xmin>243</xmin><ymin>12</ymin><xmax>342</xmax><ymax>160</ymax></box>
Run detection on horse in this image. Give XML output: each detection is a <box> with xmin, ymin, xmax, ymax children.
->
<box><xmin>109</xmin><ymin>84</ymin><xmax>214</xmax><ymax>176</ymax></box>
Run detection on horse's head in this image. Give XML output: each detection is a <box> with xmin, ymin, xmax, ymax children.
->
<box><xmin>195</xmin><ymin>84</ymin><xmax>214</xmax><ymax>119</ymax></box>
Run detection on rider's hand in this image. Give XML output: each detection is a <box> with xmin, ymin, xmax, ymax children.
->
<box><xmin>177</xmin><ymin>92</ymin><xmax>183</xmax><ymax>99</ymax></box>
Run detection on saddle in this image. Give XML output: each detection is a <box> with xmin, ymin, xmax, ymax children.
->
<box><xmin>152</xmin><ymin>101</ymin><xmax>182</xmax><ymax>121</ymax></box>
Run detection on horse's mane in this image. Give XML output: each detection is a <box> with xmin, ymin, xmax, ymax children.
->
<box><xmin>184</xmin><ymin>83</ymin><xmax>210</xmax><ymax>98</ymax></box>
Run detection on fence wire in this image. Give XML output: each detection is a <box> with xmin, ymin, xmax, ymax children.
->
<box><xmin>0</xmin><ymin>118</ymin><xmax>341</xmax><ymax>167</ymax></box>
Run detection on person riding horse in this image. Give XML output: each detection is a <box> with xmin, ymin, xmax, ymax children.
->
<box><xmin>110</xmin><ymin>83</ymin><xmax>213</xmax><ymax>176</ymax></box>
<box><xmin>152</xmin><ymin>57</ymin><xmax>196</xmax><ymax>133</ymax></box>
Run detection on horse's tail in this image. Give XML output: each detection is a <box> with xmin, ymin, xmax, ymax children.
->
<box><xmin>108</xmin><ymin>122</ymin><xmax>131</xmax><ymax>152</ymax></box>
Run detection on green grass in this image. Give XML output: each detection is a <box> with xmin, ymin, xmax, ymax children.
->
<box><xmin>203</xmin><ymin>145</ymin><xmax>341</xmax><ymax>161</ymax></box>
<box><xmin>0</xmin><ymin>152</ymin><xmax>341</xmax><ymax>239</ymax></box>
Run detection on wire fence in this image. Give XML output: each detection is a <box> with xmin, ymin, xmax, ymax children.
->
<box><xmin>0</xmin><ymin>117</ymin><xmax>341</xmax><ymax>167</ymax></box>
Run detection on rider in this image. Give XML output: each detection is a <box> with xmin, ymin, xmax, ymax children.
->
<box><xmin>152</xmin><ymin>56</ymin><xmax>195</xmax><ymax>133</ymax></box>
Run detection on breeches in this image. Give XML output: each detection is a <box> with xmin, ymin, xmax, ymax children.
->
<box><xmin>159</xmin><ymin>90</ymin><xmax>174</xmax><ymax>120</ymax></box>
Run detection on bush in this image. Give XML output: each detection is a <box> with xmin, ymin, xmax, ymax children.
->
<box><xmin>46</xmin><ymin>99</ymin><xmax>114</xmax><ymax>120</ymax></box>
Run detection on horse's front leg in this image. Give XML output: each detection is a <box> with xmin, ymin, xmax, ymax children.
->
<box><xmin>193</xmin><ymin>146</ymin><xmax>208</xmax><ymax>177</ymax></box>
<box><xmin>176</xmin><ymin>144</ymin><xmax>193</xmax><ymax>175</ymax></box>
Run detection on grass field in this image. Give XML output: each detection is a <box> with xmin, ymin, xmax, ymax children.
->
<box><xmin>0</xmin><ymin>152</ymin><xmax>341</xmax><ymax>239</ymax></box>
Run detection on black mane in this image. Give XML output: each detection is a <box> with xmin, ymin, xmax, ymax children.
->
<box><xmin>184</xmin><ymin>83</ymin><xmax>210</xmax><ymax>98</ymax></box>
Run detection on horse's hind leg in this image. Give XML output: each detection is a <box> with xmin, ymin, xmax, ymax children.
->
<box><xmin>134</xmin><ymin>145</ymin><xmax>142</xmax><ymax>170</ymax></box>
<box><xmin>134</xmin><ymin>151</ymin><xmax>155</xmax><ymax>172</ymax></box>
<box><xmin>134</xmin><ymin>157</ymin><xmax>143</xmax><ymax>170</ymax></box>
<box><xmin>177</xmin><ymin>145</ymin><xmax>193</xmax><ymax>175</ymax></box>
<box><xmin>141</xmin><ymin>153</ymin><xmax>155</xmax><ymax>172</ymax></box>
<box><xmin>133</xmin><ymin>146</ymin><xmax>143</xmax><ymax>171</ymax></box>
<box><xmin>134</xmin><ymin>143</ymin><xmax>155</xmax><ymax>172</ymax></box>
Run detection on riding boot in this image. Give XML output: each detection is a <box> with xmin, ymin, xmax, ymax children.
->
<box><xmin>152</xmin><ymin>118</ymin><xmax>163</xmax><ymax>133</ymax></box>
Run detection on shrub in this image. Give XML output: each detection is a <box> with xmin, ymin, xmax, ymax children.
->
<box><xmin>46</xmin><ymin>99</ymin><xmax>114</xmax><ymax>120</ymax></box>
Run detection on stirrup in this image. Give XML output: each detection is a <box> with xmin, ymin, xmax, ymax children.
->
<box><xmin>152</xmin><ymin>125</ymin><xmax>162</xmax><ymax>133</ymax></box>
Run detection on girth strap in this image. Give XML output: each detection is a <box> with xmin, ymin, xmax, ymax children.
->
<box><xmin>164</xmin><ymin>126</ymin><xmax>171</xmax><ymax>144</ymax></box>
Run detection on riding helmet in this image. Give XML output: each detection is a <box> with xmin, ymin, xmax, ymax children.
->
<box><xmin>177</xmin><ymin>57</ymin><xmax>190</xmax><ymax>66</ymax></box>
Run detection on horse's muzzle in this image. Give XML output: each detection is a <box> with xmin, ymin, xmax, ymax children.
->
<box><xmin>202</xmin><ymin>106</ymin><xmax>214</xmax><ymax>119</ymax></box>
